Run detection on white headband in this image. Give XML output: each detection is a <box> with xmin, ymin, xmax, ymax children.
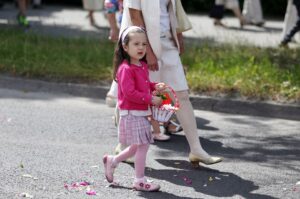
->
<box><xmin>121</xmin><ymin>26</ymin><xmax>145</xmax><ymax>44</ymax></box>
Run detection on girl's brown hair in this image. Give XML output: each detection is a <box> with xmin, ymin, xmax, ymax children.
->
<box><xmin>112</xmin><ymin>27</ymin><xmax>147</xmax><ymax>81</ymax></box>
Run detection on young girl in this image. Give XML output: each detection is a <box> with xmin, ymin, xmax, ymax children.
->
<box><xmin>103</xmin><ymin>26</ymin><xmax>166</xmax><ymax>192</ymax></box>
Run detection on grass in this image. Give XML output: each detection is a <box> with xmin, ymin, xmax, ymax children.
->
<box><xmin>0</xmin><ymin>28</ymin><xmax>299</xmax><ymax>103</ymax></box>
<box><xmin>0</xmin><ymin>28</ymin><xmax>114</xmax><ymax>83</ymax></box>
<box><xmin>183</xmin><ymin>43</ymin><xmax>300</xmax><ymax>102</ymax></box>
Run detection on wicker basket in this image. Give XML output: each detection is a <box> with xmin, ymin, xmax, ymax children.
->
<box><xmin>152</xmin><ymin>86</ymin><xmax>179</xmax><ymax>123</ymax></box>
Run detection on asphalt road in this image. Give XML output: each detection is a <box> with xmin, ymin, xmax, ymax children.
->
<box><xmin>0</xmin><ymin>87</ymin><xmax>299</xmax><ymax>199</ymax></box>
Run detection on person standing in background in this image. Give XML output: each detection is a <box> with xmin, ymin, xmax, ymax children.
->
<box><xmin>82</xmin><ymin>0</ymin><xmax>104</xmax><ymax>26</ymax></box>
<box><xmin>0</xmin><ymin>0</ymin><xmax>4</xmax><ymax>8</ymax></box>
<box><xmin>32</xmin><ymin>0</ymin><xmax>42</xmax><ymax>9</ymax></box>
<box><xmin>280</xmin><ymin>0</ymin><xmax>300</xmax><ymax>47</ymax></box>
<box><xmin>242</xmin><ymin>0</ymin><xmax>264</xmax><ymax>27</ymax></box>
<box><xmin>17</xmin><ymin>0</ymin><xmax>30</xmax><ymax>28</ymax></box>
<box><xmin>104</xmin><ymin>0</ymin><xmax>123</xmax><ymax>42</ymax></box>
<box><xmin>281</xmin><ymin>0</ymin><xmax>300</xmax><ymax>47</ymax></box>
<box><xmin>210</xmin><ymin>0</ymin><xmax>246</xmax><ymax>28</ymax></box>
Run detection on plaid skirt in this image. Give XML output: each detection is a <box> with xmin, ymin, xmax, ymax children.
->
<box><xmin>118</xmin><ymin>114</ymin><xmax>154</xmax><ymax>145</ymax></box>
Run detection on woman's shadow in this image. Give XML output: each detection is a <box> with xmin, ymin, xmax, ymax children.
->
<box><xmin>142</xmin><ymin>159</ymin><xmax>278</xmax><ymax>199</ymax></box>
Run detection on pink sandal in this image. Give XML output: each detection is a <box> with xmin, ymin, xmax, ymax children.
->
<box><xmin>133</xmin><ymin>178</ymin><xmax>160</xmax><ymax>192</ymax></box>
<box><xmin>103</xmin><ymin>155</ymin><xmax>115</xmax><ymax>183</ymax></box>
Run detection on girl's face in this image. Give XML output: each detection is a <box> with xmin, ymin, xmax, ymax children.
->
<box><xmin>123</xmin><ymin>32</ymin><xmax>147</xmax><ymax>64</ymax></box>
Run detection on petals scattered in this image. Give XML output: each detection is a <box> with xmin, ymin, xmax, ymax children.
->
<box><xmin>64</xmin><ymin>183</ymin><xmax>69</xmax><ymax>190</ymax></box>
<box><xmin>22</xmin><ymin>174</ymin><xmax>33</xmax><ymax>178</ymax></box>
<box><xmin>86</xmin><ymin>190</ymin><xmax>97</xmax><ymax>195</ymax></box>
<box><xmin>209</xmin><ymin>177</ymin><xmax>213</xmax><ymax>182</ymax></box>
<box><xmin>80</xmin><ymin>181</ymin><xmax>90</xmax><ymax>186</ymax></box>
<box><xmin>22</xmin><ymin>174</ymin><xmax>38</xmax><ymax>180</ymax></box>
<box><xmin>182</xmin><ymin>176</ymin><xmax>192</xmax><ymax>185</ymax></box>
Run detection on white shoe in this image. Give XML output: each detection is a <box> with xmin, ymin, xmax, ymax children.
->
<box><xmin>153</xmin><ymin>133</ymin><xmax>170</xmax><ymax>141</ymax></box>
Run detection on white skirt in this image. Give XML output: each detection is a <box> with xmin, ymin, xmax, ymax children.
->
<box><xmin>149</xmin><ymin>35</ymin><xmax>189</xmax><ymax>92</ymax></box>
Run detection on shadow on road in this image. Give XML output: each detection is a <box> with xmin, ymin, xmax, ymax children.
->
<box><xmin>145</xmin><ymin>159</ymin><xmax>278</xmax><ymax>199</ymax></box>
<box><xmin>153</xmin><ymin>116</ymin><xmax>300</xmax><ymax>173</ymax></box>
<box><xmin>226</xmin><ymin>25</ymin><xmax>282</xmax><ymax>33</ymax></box>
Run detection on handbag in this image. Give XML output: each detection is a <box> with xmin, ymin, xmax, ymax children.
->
<box><xmin>175</xmin><ymin>0</ymin><xmax>192</xmax><ymax>33</ymax></box>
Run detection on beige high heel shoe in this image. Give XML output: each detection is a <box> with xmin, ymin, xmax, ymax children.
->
<box><xmin>189</xmin><ymin>153</ymin><xmax>223</xmax><ymax>168</ymax></box>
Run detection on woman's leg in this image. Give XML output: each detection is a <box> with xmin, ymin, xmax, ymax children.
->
<box><xmin>18</xmin><ymin>0</ymin><xmax>28</xmax><ymax>16</ymax></box>
<box><xmin>151</xmin><ymin>118</ymin><xmax>170</xmax><ymax>141</ymax></box>
<box><xmin>88</xmin><ymin>10</ymin><xmax>95</xmax><ymax>26</ymax></box>
<box><xmin>175</xmin><ymin>91</ymin><xmax>209</xmax><ymax>157</ymax></box>
<box><xmin>175</xmin><ymin>91</ymin><xmax>222</xmax><ymax>166</ymax></box>
<box><xmin>231</xmin><ymin>6</ymin><xmax>246</xmax><ymax>27</ymax></box>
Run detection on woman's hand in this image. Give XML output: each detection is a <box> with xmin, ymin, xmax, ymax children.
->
<box><xmin>177</xmin><ymin>33</ymin><xmax>185</xmax><ymax>55</ymax></box>
<box><xmin>147</xmin><ymin>49</ymin><xmax>159</xmax><ymax>71</ymax></box>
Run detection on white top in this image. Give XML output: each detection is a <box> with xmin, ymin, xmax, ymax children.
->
<box><xmin>160</xmin><ymin>0</ymin><xmax>171</xmax><ymax>34</ymax></box>
<box><xmin>119</xmin><ymin>108</ymin><xmax>151</xmax><ymax>116</ymax></box>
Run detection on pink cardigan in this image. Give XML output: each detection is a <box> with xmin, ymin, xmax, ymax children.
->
<box><xmin>117</xmin><ymin>60</ymin><xmax>156</xmax><ymax>110</ymax></box>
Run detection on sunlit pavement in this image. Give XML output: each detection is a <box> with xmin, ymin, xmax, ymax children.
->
<box><xmin>1</xmin><ymin>3</ymin><xmax>300</xmax><ymax>47</ymax></box>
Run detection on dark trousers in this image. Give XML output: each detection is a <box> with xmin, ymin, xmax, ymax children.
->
<box><xmin>283</xmin><ymin>1</ymin><xmax>300</xmax><ymax>43</ymax></box>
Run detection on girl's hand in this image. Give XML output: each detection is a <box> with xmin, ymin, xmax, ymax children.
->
<box><xmin>151</xmin><ymin>96</ymin><xmax>163</xmax><ymax>106</ymax></box>
<box><xmin>155</xmin><ymin>83</ymin><xmax>166</xmax><ymax>92</ymax></box>
<box><xmin>152</xmin><ymin>90</ymin><xmax>159</xmax><ymax>96</ymax></box>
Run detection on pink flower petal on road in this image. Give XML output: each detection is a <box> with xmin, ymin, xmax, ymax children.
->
<box><xmin>80</xmin><ymin>181</ymin><xmax>90</xmax><ymax>186</ymax></box>
<box><xmin>86</xmin><ymin>190</ymin><xmax>97</xmax><ymax>195</ymax></box>
<box><xmin>71</xmin><ymin>182</ymin><xmax>79</xmax><ymax>188</ymax></box>
<box><xmin>64</xmin><ymin>183</ymin><xmax>69</xmax><ymax>190</ymax></box>
<box><xmin>182</xmin><ymin>176</ymin><xmax>192</xmax><ymax>185</ymax></box>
